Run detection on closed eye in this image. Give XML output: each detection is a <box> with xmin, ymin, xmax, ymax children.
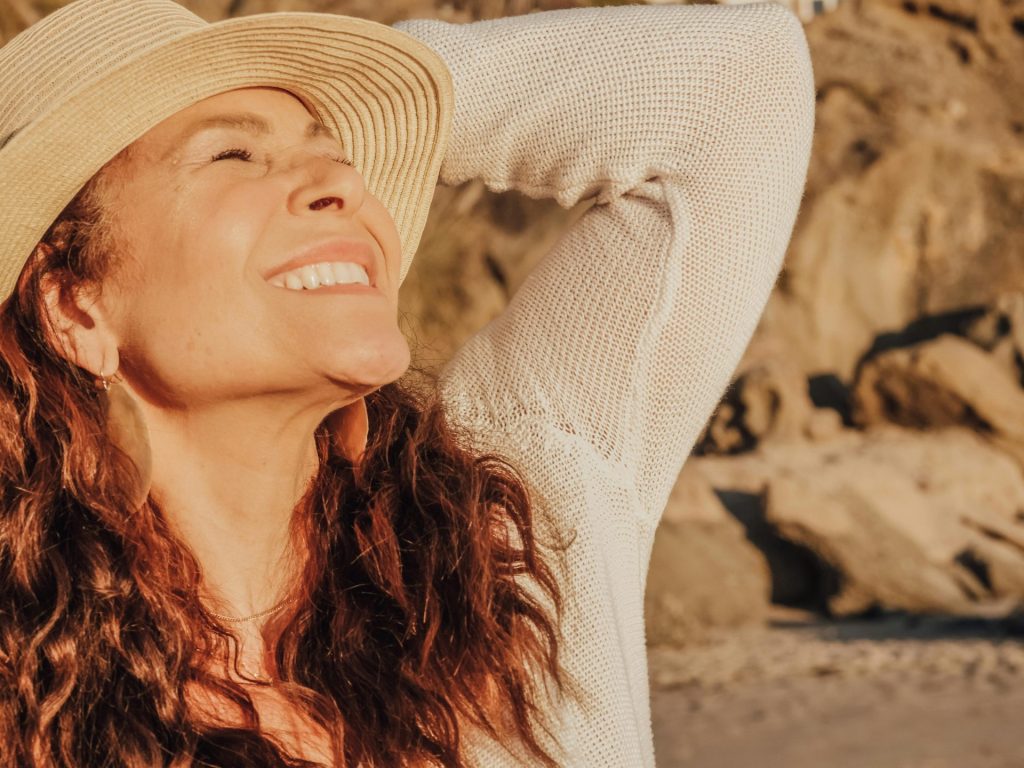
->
<box><xmin>210</xmin><ymin>148</ymin><xmax>253</xmax><ymax>162</ymax></box>
<box><xmin>210</xmin><ymin>148</ymin><xmax>354</xmax><ymax>166</ymax></box>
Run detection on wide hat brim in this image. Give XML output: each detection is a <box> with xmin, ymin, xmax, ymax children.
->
<box><xmin>0</xmin><ymin>5</ymin><xmax>454</xmax><ymax>303</ymax></box>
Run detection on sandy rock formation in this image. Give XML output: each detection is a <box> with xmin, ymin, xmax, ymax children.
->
<box><xmin>644</xmin><ymin>461</ymin><xmax>772</xmax><ymax>646</ymax></box>
<box><xmin>853</xmin><ymin>332</ymin><xmax>1024</xmax><ymax>467</ymax></box>
<box><xmin>755</xmin><ymin>0</ymin><xmax>1024</xmax><ymax>382</ymax></box>
<box><xmin>694</xmin><ymin>425</ymin><xmax>1024</xmax><ymax>616</ymax></box>
<box><xmin>0</xmin><ymin>0</ymin><xmax>38</xmax><ymax>39</ymax></box>
<box><xmin>963</xmin><ymin>290</ymin><xmax>1024</xmax><ymax>383</ymax></box>
<box><xmin>682</xmin><ymin>0</ymin><xmax>1024</xmax><ymax>632</ymax></box>
<box><xmin>696</xmin><ymin>338</ymin><xmax>844</xmax><ymax>454</ymax></box>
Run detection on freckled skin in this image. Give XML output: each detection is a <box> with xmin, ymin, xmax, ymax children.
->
<box><xmin>97</xmin><ymin>85</ymin><xmax>410</xmax><ymax>409</ymax></box>
<box><xmin>41</xmin><ymin>86</ymin><xmax>414</xmax><ymax>665</ymax></box>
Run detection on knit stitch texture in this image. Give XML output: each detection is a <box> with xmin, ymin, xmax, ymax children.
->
<box><xmin>394</xmin><ymin>3</ymin><xmax>815</xmax><ymax>765</ymax></box>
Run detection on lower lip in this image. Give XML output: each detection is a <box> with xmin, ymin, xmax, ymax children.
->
<box><xmin>269</xmin><ymin>282</ymin><xmax>382</xmax><ymax>295</ymax></box>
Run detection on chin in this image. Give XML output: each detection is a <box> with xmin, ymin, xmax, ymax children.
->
<box><xmin>326</xmin><ymin>334</ymin><xmax>411</xmax><ymax>389</ymax></box>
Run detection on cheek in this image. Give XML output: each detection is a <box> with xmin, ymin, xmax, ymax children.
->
<box><xmin>112</xmin><ymin>188</ymin><xmax>268</xmax><ymax>342</ymax></box>
<box><xmin>363</xmin><ymin>197</ymin><xmax>403</xmax><ymax>285</ymax></box>
<box><xmin>183</xmin><ymin>185</ymin><xmax>271</xmax><ymax>275</ymax></box>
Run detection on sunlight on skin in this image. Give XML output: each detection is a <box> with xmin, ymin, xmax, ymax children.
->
<box><xmin>43</xmin><ymin>86</ymin><xmax>410</xmax><ymax>628</ymax></box>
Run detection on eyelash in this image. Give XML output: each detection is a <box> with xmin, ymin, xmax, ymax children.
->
<box><xmin>210</xmin><ymin>148</ymin><xmax>354</xmax><ymax>166</ymax></box>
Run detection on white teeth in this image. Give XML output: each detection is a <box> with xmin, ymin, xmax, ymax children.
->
<box><xmin>269</xmin><ymin>261</ymin><xmax>371</xmax><ymax>291</ymax></box>
<box><xmin>315</xmin><ymin>263</ymin><xmax>336</xmax><ymax>286</ymax></box>
<box><xmin>332</xmin><ymin>262</ymin><xmax>370</xmax><ymax>286</ymax></box>
<box><xmin>299</xmin><ymin>265</ymin><xmax>320</xmax><ymax>290</ymax></box>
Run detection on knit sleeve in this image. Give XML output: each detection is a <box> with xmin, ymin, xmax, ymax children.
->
<box><xmin>393</xmin><ymin>2</ymin><xmax>815</xmax><ymax>530</ymax></box>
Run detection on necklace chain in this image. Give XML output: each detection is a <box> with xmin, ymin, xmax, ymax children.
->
<box><xmin>205</xmin><ymin>596</ymin><xmax>295</xmax><ymax>623</ymax></box>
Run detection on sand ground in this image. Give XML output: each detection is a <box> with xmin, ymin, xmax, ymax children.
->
<box><xmin>649</xmin><ymin>609</ymin><xmax>1024</xmax><ymax>768</ymax></box>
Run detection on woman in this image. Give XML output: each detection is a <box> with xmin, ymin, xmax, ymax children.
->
<box><xmin>0</xmin><ymin>0</ymin><xmax>815</xmax><ymax>766</ymax></box>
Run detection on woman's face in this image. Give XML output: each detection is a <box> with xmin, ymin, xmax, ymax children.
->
<box><xmin>92</xmin><ymin>86</ymin><xmax>409</xmax><ymax>409</ymax></box>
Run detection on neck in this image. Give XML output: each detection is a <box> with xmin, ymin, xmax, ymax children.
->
<box><xmin>143</xmin><ymin>396</ymin><xmax>328</xmax><ymax>619</ymax></box>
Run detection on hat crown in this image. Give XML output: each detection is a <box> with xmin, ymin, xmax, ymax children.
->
<box><xmin>0</xmin><ymin>1</ymin><xmax>453</xmax><ymax>301</ymax></box>
<box><xmin>0</xmin><ymin>0</ymin><xmax>206</xmax><ymax>149</ymax></box>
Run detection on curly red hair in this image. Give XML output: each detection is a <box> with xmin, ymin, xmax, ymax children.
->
<box><xmin>0</xmin><ymin>148</ymin><xmax>577</xmax><ymax>767</ymax></box>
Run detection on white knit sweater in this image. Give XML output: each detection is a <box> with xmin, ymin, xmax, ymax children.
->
<box><xmin>393</xmin><ymin>4</ymin><xmax>815</xmax><ymax>766</ymax></box>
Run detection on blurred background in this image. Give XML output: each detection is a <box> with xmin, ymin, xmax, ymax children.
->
<box><xmin>4</xmin><ymin>0</ymin><xmax>1024</xmax><ymax>766</ymax></box>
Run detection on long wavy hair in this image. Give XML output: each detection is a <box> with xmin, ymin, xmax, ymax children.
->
<box><xmin>0</xmin><ymin>147</ymin><xmax>576</xmax><ymax>767</ymax></box>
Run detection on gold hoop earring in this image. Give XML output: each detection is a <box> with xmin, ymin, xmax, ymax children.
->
<box><xmin>326</xmin><ymin>396</ymin><xmax>369</xmax><ymax>466</ymax></box>
<box><xmin>95</xmin><ymin>368</ymin><xmax>152</xmax><ymax>510</ymax></box>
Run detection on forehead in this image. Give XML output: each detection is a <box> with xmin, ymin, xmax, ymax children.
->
<box><xmin>136</xmin><ymin>87</ymin><xmax>329</xmax><ymax>152</ymax></box>
<box><xmin>93</xmin><ymin>87</ymin><xmax>332</xmax><ymax>192</ymax></box>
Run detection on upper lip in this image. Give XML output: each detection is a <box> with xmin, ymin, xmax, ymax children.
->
<box><xmin>262</xmin><ymin>236</ymin><xmax>379</xmax><ymax>287</ymax></box>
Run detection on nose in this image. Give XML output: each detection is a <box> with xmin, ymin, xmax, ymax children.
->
<box><xmin>287</xmin><ymin>150</ymin><xmax>365</xmax><ymax>217</ymax></box>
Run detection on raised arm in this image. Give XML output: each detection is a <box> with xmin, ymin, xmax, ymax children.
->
<box><xmin>394</xmin><ymin>3</ymin><xmax>815</xmax><ymax>530</ymax></box>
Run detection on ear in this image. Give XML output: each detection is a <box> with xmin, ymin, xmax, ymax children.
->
<box><xmin>39</xmin><ymin>273</ymin><xmax>119</xmax><ymax>378</ymax></box>
<box><xmin>327</xmin><ymin>397</ymin><xmax>369</xmax><ymax>466</ymax></box>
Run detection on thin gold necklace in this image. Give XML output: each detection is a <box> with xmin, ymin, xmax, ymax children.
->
<box><xmin>206</xmin><ymin>596</ymin><xmax>295</xmax><ymax>624</ymax></box>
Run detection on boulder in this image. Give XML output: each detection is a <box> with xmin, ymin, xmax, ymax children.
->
<box><xmin>644</xmin><ymin>461</ymin><xmax>772</xmax><ymax>646</ymax></box>
<box><xmin>963</xmin><ymin>290</ymin><xmax>1024</xmax><ymax>381</ymax></box>
<box><xmin>695</xmin><ymin>425</ymin><xmax>1024</xmax><ymax>616</ymax></box>
<box><xmin>756</xmin><ymin>0</ymin><xmax>1024</xmax><ymax>381</ymax></box>
<box><xmin>696</xmin><ymin>338</ymin><xmax>843</xmax><ymax>454</ymax></box>
<box><xmin>852</xmin><ymin>333</ymin><xmax>1024</xmax><ymax>473</ymax></box>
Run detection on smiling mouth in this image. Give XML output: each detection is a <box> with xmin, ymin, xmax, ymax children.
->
<box><xmin>268</xmin><ymin>260</ymin><xmax>373</xmax><ymax>291</ymax></box>
<box><xmin>263</xmin><ymin>237</ymin><xmax>379</xmax><ymax>289</ymax></box>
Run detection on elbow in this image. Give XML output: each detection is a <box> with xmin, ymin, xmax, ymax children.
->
<box><xmin>719</xmin><ymin>2</ymin><xmax>817</xmax><ymax>220</ymax></box>
<box><xmin>759</xmin><ymin>2</ymin><xmax>817</xmax><ymax>187</ymax></box>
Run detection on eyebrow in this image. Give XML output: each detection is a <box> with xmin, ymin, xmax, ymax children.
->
<box><xmin>165</xmin><ymin>112</ymin><xmax>336</xmax><ymax>158</ymax></box>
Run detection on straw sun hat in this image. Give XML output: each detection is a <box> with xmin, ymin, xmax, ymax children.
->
<box><xmin>0</xmin><ymin>0</ymin><xmax>455</xmax><ymax>305</ymax></box>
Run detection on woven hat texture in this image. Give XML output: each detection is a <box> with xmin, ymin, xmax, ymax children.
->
<box><xmin>0</xmin><ymin>0</ymin><xmax>454</xmax><ymax>303</ymax></box>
